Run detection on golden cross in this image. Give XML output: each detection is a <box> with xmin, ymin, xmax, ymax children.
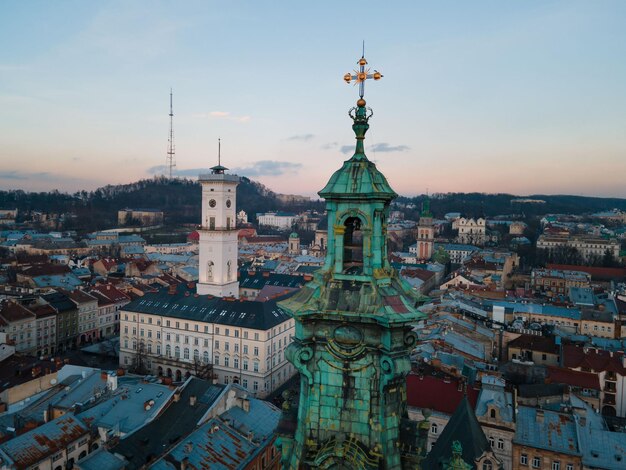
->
<box><xmin>343</xmin><ymin>47</ymin><xmax>383</xmax><ymax>99</ymax></box>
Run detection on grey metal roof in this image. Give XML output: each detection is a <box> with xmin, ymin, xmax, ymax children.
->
<box><xmin>0</xmin><ymin>413</ymin><xmax>88</xmax><ymax>468</ymax></box>
<box><xmin>112</xmin><ymin>378</ymin><xmax>225</xmax><ymax>470</ymax></box>
<box><xmin>514</xmin><ymin>406</ymin><xmax>580</xmax><ymax>456</ymax></box>
<box><xmin>123</xmin><ymin>284</ymin><xmax>293</xmax><ymax>330</ymax></box>
<box><xmin>76</xmin><ymin>448</ymin><xmax>126</xmax><ymax>470</ymax></box>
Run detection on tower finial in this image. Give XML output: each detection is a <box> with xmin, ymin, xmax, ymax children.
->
<box><xmin>218</xmin><ymin>138</ymin><xmax>221</xmax><ymax>167</ymax></box>
<box><xmin>343</xmin><ymin>45</ymin><xmax>383</xmax><ymax>105</ymax></box>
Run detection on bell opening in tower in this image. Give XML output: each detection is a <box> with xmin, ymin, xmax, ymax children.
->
<box><xmin>343</xmin><ymin>216</ymin><xmax>364</xmax><ymax>273</ymax></box>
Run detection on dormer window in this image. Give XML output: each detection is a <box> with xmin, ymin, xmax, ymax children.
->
<box><xmin>343</xmin><ymin>216</ymin><xmax>363</xmax><ymax>272</ymax></box>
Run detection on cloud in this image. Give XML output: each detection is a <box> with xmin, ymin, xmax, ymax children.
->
<box><xmin>321</xmin><ymin>142</ymin><xmax>338</xmax><ymax>150</ymax></box>
<box><xmin>147</xmin><ymin>161</ymin><xmax>302</xmax><ymax>178</ymax></box>
<box><xmin>287</xmin><ymin>134</ymin><xmax>314</xmax><ymax>141</ymax></box>
<box><xmin>233</xmin><ymin>160</ymin><xmax>303</xmax><ymax>177</ymax></box>
<box><xmin>193</xmin><ymin>111</ymin><xmax>251</xmax><ymax>123</ymax></box>
<box><xmin>147</xmin><ymin>165</ymin><xmax>211</xmax><ymax>177</ymax></box>
<box><xmin>339</xmin><ymin>142</ymin><xmax>410</xmax><ymax>154</ymax></box>
<box><xmin>0</xmin><ymin>170</ymin><xmax>51</xmax><ymax>180</ymax></box>
<box><xmin>370</xmin><ymin>142</ymin><xmax>410</xmax><ymax>153</ymax></box>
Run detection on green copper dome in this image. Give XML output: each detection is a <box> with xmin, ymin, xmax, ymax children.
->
<box><xmin>318</xmin><ymin>102</ymin><xmax>397</xmax><ymax>200</ymax></box>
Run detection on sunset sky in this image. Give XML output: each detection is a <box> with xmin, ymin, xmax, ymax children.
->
<box><xmin>1</xmin><ymin>1</ymin><xmax>626</xmax><ymax>198</ymax></box>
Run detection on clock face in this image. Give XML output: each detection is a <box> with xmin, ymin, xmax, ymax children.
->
<box><xmin>226</xmin><ymin>199</ymin><xmax>231</xmax><ymax>208</ymax></box>
<box><xmin>209</xmin><ymin>199</ymin><xmax>216</xmax><ymax>208</ymax></box>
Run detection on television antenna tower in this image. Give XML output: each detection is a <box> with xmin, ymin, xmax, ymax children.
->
<box><xmin>166</xmin><ymin>89</ymin><xmax>176</xmax><ymax>178</ymax></box>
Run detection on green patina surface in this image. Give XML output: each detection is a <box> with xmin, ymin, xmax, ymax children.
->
<box><xmin>277</xmin><ymin>100</ymin><xmax>428</xmax><ymax>469</ymax></box>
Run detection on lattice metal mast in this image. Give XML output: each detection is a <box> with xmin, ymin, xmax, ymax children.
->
<box><xmin>166</xmin><ymin>89</ymin><xmax>176</xmax><ymax>178</ymax></box>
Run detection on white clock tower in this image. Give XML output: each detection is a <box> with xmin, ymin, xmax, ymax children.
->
<box><xmin>197</xmin><ymin>159</ymin><xmax>240</xmax><ymax>298</ymax></box>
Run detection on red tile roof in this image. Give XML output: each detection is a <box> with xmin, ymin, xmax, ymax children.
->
<box><xmin>406</xmin><ymin>373</ymin><xmax>479</xmax><ymax>415</ymax></box>
<box><xmin>546</xmin><ymin>366</ymin><xmax>600</xmax><ymax>390</ymax></box>
<box><xmin>0</xmin><ymin>302</ymin><xmax>35</xmax><ymax>323</ymax></box>
<box><xmin>508</xmin><ymin>334</ymin><xmax>559</xmax><ymax>355</ymax></box>
<box><xmin>89</xmin><ymin>284</ymin><xmax>130</xmax><ymax>304</ymax></box>
<box><xmin>547</xmin><ymin>264</ymin><xmax>626</xmax><ymax>281</ymax></box>
<box><xmin>563</xmin><ymin>344</ymin><xmax>626</xmax><ymax>375</ymax></box>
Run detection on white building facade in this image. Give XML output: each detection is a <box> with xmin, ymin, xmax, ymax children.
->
<box><xmin>197</xmin><ymin>166</ymin><xmax>239</xmax><ymax>298</ymax></box>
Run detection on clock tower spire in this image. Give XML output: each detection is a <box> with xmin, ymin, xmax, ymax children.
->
<box><xmin>197</xmin><ymin>140</ymin><xmax>239</xmax><ymax>298</ymax></box>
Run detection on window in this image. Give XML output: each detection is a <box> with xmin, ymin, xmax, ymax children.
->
<box><xmin>497</xmin><ymin>439</ymin><xmax>504</xmax><ymax>450</ymax></box>
<box><xmin>166</xmin><ymin>320</ymin><xmax>170</xmax><ymax>327</ymax></box>
<box><xmin>242</xmin><ymin>379</ymin><xmax>248</xmax><ymax>389</ymax></box>
<box><xmin>566</xmin><ymin>465</ymin><xmax>573</xmax><ymax>470</ymax></box>
<box><xmin>204</xmin><ymin>325</ymin><xmax>209</xmax><ymax>333</ymax></box>
<box><xmin>166</xmin><ymin>333</ymin><xmax>171</xmax><ymax>341</ymax></box>
<box><xmin>489</xmin><ymin>437</ymin><xmax>494</xmax><ymax>448</ymax></box>
<box><xmin>157</xmin><ymin>331</ymin><xmax>161</xmax><ymax>339</ymax></box>
<box><xmin>243</xmin><ymin>331</ymin><xmax>248</xmax><ymax>339</ymax></box>
<box><xmin>225</xmin><ymin>328</ymin><xmax>230</xmax><ymax>336</ymax></box>
<box><xmin>166</xmin><ymin>345</ymin><xmax>171</xmax><ymax>357</ymax></box>
<box><xmin>194</xmin><ymin>337</ymin><xmax>199</xmax><ymax>346</ymax></box>
<box><xmin>431</xmin><ymin>423</ymin><xmax>438</xmax><ymax>434</ymax></box>
<box><xmin>490</xmin><ymin>409</ymin><xmax>496</xmax><ymax>419</ymax></box>
<box><xmin>225</xmin><ymin>342</ymin><xmax>230</xmax><ymax>351</ymax></box>
<box><xmin>254</xmin><ymin>361</ymin><xmax>259</xmax><ymax>372</ymax></box>
<box><xmin>224</xmin><ymin>357</ymin><xmax>230</xmax><ymax>367</ymax></box>
<box><xmin>194</xmin><ymin>349</ymin><xmax>199</xmax><ymax>361</ymax></box>
<box><xmin>520</xmin><ymin>454</ymin><xmax>528</xmax><ymax>465</ymax></box>
<box><xmin>552</xmin><ymin>462</ymin><xmax>560</xmax><ymax>470</ymax></box>
<box><xmin>482</xmin><ymin>461</ymin><xmax>492</xmax><ymax>470</ymax></box>
<box><xmin>254</xmin><ymin>332</ymin><xmax>259</xmax><ymax>340</ymax></box>
<box><xmin>204</xmin><ymin>339</ymin><xmax>209</xmax><ymax>347</ymax></box>
<box><xmin>174</xmin><ymin>346</ymin><xmax>180</xmax><ymax>358</ymax></box>
<box><xmin>235</xmin><ymin>330</ymin><xmax>239</xmax><ymax>338</ymax></box>
<box><xmin>183</xmin><ymin>348</ymin><xmax>189</xmax><ymax>360</ymax></box>
<box><xmin>254</xmin><ymin>347</ymin><xmax>259</xmax><ymax>356</ymax></box>
<box><xmin>175</xmin><ymin>321</ymin><xmax>180</xmax><ymax>329</ymax></box>
<box><xmin>147</xmin><ymin>343</ymin><xmax>152</xmax><ymax>354</ymax></box>
<box><xmin>215</xmin><ymin>327</ymin><xmax>220</xmax><ymax>335</ymax></box>
<box><xmin>532</xmin><ymin>457</ymin><xmax>541</xmax><ymax>468</ymax></box>
<box><xmin>214</xmin><ymin>355</ymin><xmax>219</xmax><ymax>365</ymax></box>
<box><xmin>542</xmin><ymin>354</ymin><xmax>547</xmax><ymax>360</ymax></box>
<box><xmin>234</xmin><ymin>358</ymin><xmax>239</xmax><ymax>369</ymax></box>
<box><xmin>253</xmin><ymin>381</ymin><xmax>259</xmax><ymax>391</ymax></box>
<box><xmin>203</xmin><ymin>351</ymin><xmax>209</xmax><ymax>363</ymax></box>
<box><xmin>243</xmin><ymin>359</ymin><xmax>249</xmax><ymax>370</ymax></box>
<box><xmin>234</xmin><ymin>344</ymin><xmax>239</xmax><ymax>353</ymax></box>
<box><xmin>176</xmin><ymin>334</ymin><xmax>180</xmax><ymax>343</ymax></box>
<box><xmin>243</xmin><ymin>345</ymin><xmax>248</xmax><ymax>354</ymax></box>
<box><xmin>215</xmin><ymin>340</ymin><xmax>220</xmax><ymax>349</ymax></box>
<box><xmin>157</xmin><ymin>344</ymin><xmax>161</xmax><ymax>355</ymax></box>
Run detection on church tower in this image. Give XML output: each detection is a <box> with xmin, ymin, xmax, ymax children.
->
<box><xmin>416</xmin><ymin>198</ymin><xmax>435</xmax><ymax>260</ymax></box>
<box><xmin>277</xmin><ymin>53</ymin><xmax>427</xmax><ymax>469</ymax></box>
<box><xmin>197</xmin><ymin>144</ymin><xmax>240</xmax><ymax>298</ymax></box>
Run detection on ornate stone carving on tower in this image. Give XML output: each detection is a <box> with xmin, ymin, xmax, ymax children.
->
<box><xmin>416</xmin><ymin>199</ymin><xmax>435</xmax><ymax>260</ymax></box>
<box><xmin>197</xmin><ymin>141</ymin><xmax>240</xmax><ymax>298</ymax></box>
<box><xmin>277</xmin><ymin>52</ymin><xmax>428</xmax><ymax>469</ymax></box>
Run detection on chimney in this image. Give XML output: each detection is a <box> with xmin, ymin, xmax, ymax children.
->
<box><xmin>242</xmin><ymin>398</ymin><xmax>250</xmax><ymax>413</ymax></box>
<box><xmin>107</xmin><ymin>372</ymin><xmax>118</xmax><ymax>391</ymax></box>
<box><xmin>181</xmin><ymin>457</ymin><xmax>189</xmax><ymax>470</ymax></box>
<box><xmin>173</xmin><ymin>391</ymin><xmax>181</xmax><ymax>402</ymax></box>
<box><xmin>189</xmin><ymin>395</ymin><xmax>197</xmax><ymax>407</ymax></box>
<box><xmin>536</xmin><ymin>409</ymin><xmax>544</xmax><ymax>423</ymax></box>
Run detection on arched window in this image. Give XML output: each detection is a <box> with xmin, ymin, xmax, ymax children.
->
<box><xmin>343</xmin><ymin>216</ymin><xmax>363</xmax><ymax>272</ymax></box>
<box><xmin>174</xmin><ymin>346</ymin><xmax>180</xmax><ymax>359</ymax></box>
<box><xmin>497</xmin><ymin>438</ymin><xmax>504</xmax><ymax>450</ymax></box>
<box><xmin>165</xmin><ymin>345</ymin><xmax>171</xmax><ymax>357</ymax></box>
<box><xmin>431</xmin><ymin>423</ymin><xmax>438</xmax><ymax>434</ymax></box>
<box><xmin>183</xmin><ymin>348</ymin><xmax>189</xmax><ymax>360</ymax></box>
<box><xmin>490</xmin><ymin>408</ymin><xmax>497</xmax><ymax>419</ymax></box>
<box><xmin>193</xmin><ymin>349</ymin><xmax>199</xmax><ymax>361</ymax></box>
<box><xmin>203</xmin><ymin>351</ymin><xmax>209</xmax><ymax>363</ymax></box>
<box><xmin>482</xmin><ymin>460</ymin><xmax>492</xmax><ymax>470</ymax></box>
<box><xmin>489</xmin><ymin>437</ymin><xmax>494</xmax><ymax>448</ymax></box>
